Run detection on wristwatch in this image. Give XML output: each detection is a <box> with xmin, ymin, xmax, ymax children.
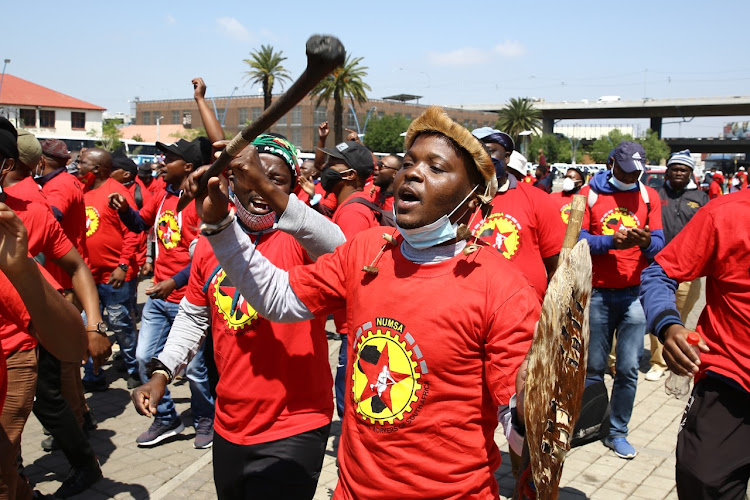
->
<box><xmin>86</xmin><ymin>321</ymin><xmax>108</xmax><ymax>335</ymax></box>
<box><xmin>117</xmin><ymin>263</ymin><xmax>129</xmax><ymax>273</ymax></box>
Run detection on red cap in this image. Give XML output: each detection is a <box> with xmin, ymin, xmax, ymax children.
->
<box><xmin>686</xmin><ymin>332</ymin><xmax>701</xmax><ymax>345</ymax></box>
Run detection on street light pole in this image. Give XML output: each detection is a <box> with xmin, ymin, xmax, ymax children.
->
<box><xmin>156</xmin><ymin>115</ymin><xmax>164</xmax><ymax>142</ymax></box>
<box><xmin>361</xmin><ymin>106</ymin><xmax>377</xmax><ymax>137</ymax></box>
<box><xmin>221</xmin><ymin>86</ymin><xmax>239</xmax><ymax>127</ymax></box>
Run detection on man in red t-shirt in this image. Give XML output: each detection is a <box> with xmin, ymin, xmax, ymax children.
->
<box><xmin>579</xmin><ymin>141</ymin><xmax>665</xmax><ymax>460</ymax></box>
<box><xmin>471</xmin><ymin>128</ymin><xmax>565</xmax><ymax>304</ymax></box>
<box><xmin>708</xmin><ymin>172</ymin><xmax>724</xmax><ymax>199</ymax></box>
<box><xmin>194</xmin><ymin>107</ymin><xmax>537</xmax><ymax>499</ymax></box>
<box><xmin>109</xmin><ymin>138</ymin><xmax>214</xmax><ymax>448</ymax></box>
<box><xmin>317</xmin><ymin>140</ymin><xmax>379</xmax><ymax>417</ymax></box>
<box><xmin>78</xmin><ymin>147</ymin><xmax>141</xmax><ymax>392</ymax></box>
<box><xmin>133</xmin><ymin>133</ymin><xmax>345</xmax><ymax>498</ymax></box>
<box><xmin>548</xmin><ymin>166</ymin><xmax>586</xmax><ymax>225</ymax></box>
<box><xmin>641</xmin><ymin>190</ymin><xmax>750</xmax><ymax>499</ymax></box>
<box><xmin>371</xmin><ymin>154</ymin><xmax>401</xmax><ymax>211</ymax></box>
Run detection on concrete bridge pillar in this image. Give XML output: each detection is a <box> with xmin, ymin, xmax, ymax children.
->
<box><xmin>543</xmin><ymin>117</ymin><xmax>555</xmax><ymax>135</ymax></box>
<box><xmin>650</xmin><ymin>117</ymin><xmax>662</xmax><ymax>138</ymax></box>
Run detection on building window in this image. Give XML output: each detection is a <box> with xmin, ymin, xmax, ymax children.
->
<box><xmin>216</xmin><ymin>109</ymin><xmax>225</xmax><ymax>125</ymax></box>
<box><xmin>142</xmin><ymin>111</ymin><xmax>151</xmax><ymax>125</ymax></box>
<box><xmin>182</xmin><ymin>112</ymin><xmax>192</xmax><ymax>129</ymax></box>
<box><xmin>291</xmin><ymin>106</ymin><xmax>302</xmax><ymax>126</ymax></box>
<box><xmin>39</xmin><ymin>110</ymin><xmax>55</xmax><ymax>128</ymax></box>
<box><xmin>171</xmin><ymin>110</ymin><xmax>180</xmax><ymax>124</ymax></box>
<box><xmin>377</xmin><ymin>111</ymin><xmax>385</xmax><ymax>118</ymax></box>
<box><xmin>347</xmin><ymin>110</ymin><xmax>357</xmax><ymax>129</ymax></box>
<box><xmin>238</xmin><ymin>107</ymin><xmax>249</xmax><ymax>125</ymax></box>
<box><xmin>290</xmin><ymin>128</ymin><xmax>302</xmax><ymax>147</ymax></box>
<box><xmin>314</xmin><ymin>106</ymin><xmax>327</xmax><ymax>124</ymax></box>
<box><xmin>153</xmin><ymin>111</ymin><xmax>162</xmax><ymax>124</ymax></box>
<box><xmin>71</xmin><ymin>111</ymin><xmax>86</xmax><ymax>129</ymax></box>
<box><xmin>19</xmin><ymin>109</ymin><xmax>35</xmax><ymax>128</ymax></box>
<box><xmin>251</xmin><ymin>107</ymin><xmax>262</xmax><ymax>121</ymax></box>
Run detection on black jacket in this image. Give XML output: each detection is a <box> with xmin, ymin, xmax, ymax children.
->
<box><xmin>656</xmin><ymin>183</ymin><xmax>710</xmax><ymax>244</ymax></box>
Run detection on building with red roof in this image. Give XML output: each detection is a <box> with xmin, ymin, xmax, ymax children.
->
<box><xmin>0</xmin><ymin>74</ymin><xmax>106</xmax><ymax>146</ymax></box>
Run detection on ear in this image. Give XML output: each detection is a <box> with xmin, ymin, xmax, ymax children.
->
<box><xmin>1</xmin><ymin>158</ymin><xmax>15</xmax><ymax>175</ymax></box>
<box><xmin>184</xmin><ymin>162</ymin><xmax>194</xmax><ymax>173</ymax></box>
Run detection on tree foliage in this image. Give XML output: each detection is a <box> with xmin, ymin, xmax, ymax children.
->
<box><xmin>169</xmin><ymin>127</ymin><xmax>207</xmax><ymax>141</ymax></box>
<box><xmin>495</xmin><ymin>97</ymin><xmax>542</xmax><ymax>143</ymax></box>
<box><xmin>243</xmin><ymin>45</ymin><xmax>291</xmax><ymax>110</ymax></box>
<box><xmin>637</xmin><ymin>129</ymin><xmax>671</xmax><ymax>165</ymax></box>
<box><xmin>131</xmin><ymin>134</ymin><xmax>144</xmax><ymax>142</ymax></box>
<box><xmin>589</xmin><ymin>130</ymin><xmax>634</xmax><ymax>163</ymax></box>
<box><xmin>528</xmin><ymin>134</ymin><xmax>571</xmax><ymax>163</ymax></box>
<box><xmin>363</xmin><ymin>114</ymin><xmax>411</xmax><ymax>153</ymax></box>
<box><xmin>88</xmin><ymin>119</ymin><xmax>122</xmax><ymax>151</ymax></box>
<box><xmin>310</xmin><ymin>54</ymin><xmax>371</xmax><ymax>144</ymax></box>
<box><xmin>588</xmin><ymin>129</ymin><xmax>670</xmax><ymax>165</ymax></box>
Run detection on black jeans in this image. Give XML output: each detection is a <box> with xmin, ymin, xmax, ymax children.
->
<box><xmin>33</xmin><ymin>346</ymin><xmax>97</xmax><ymax>469</ymax></box>
<box><xmin>213</xmin><ymin>423</ymin><xmax>331</xmax><ymax>500</ymax></box>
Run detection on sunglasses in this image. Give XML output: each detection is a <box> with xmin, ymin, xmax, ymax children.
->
<box><xmin>376</xmin><ymin>161</ymin><xmax>399</xmax><ymax>172</ymax></box>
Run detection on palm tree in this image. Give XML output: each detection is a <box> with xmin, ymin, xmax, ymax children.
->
<box><xmin>243</xmin><ymin>45</ymin><xmax>291</xmax><ymax>110</ymax></box>
<box><xmin>495</xmin><ymin>97</ymin><xmax>542</xmax><ymax>142</ymax></box>
<box><xmin>310</xmin><ymin>54</ymin><xmax>371</xmax><ymax>144</ymax></box>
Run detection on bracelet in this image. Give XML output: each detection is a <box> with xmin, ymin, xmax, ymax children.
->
<box><xmin>152</xmin><ymin>370</ymin><xmax>172</xmax><ymax>384</ymax></box>
<box><xmin>200</xmin><ymin>211</ymin><xmax>235</xmax><ymax>236</ymax></box>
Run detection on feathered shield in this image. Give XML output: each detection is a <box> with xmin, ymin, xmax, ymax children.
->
<box><xmin>524</xmin><ymin>195</ymin><xmax>592</xmax><ymax>499</ymax></box>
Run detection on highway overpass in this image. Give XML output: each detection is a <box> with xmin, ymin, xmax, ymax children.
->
<box><xmin>456</xmin><ymin>96</ymin><xmax>750</xmax><ymax>137</ymax></box>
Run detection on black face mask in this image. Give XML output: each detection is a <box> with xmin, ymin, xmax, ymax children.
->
<box><xmin>320</xmin><ymin>167</ymin><xmax>345</xmax><ymax>193</ymax></box>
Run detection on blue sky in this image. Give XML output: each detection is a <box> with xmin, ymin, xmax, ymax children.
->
<box><xmin>4</xmin><ymin>0</ymin><xmax>749</xmax><ymax>137</ymax></box>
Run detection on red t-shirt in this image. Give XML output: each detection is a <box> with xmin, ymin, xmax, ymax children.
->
<box><xmin>137</xmin><ymin>188</ymin><xmax>199</xmax><ymax>303</ymax></box>
<box><xmin>708</xmin><ymin>180</ymin><xmax>723</xmax><ymax>200</ymax></box>
<box><xmin>656</xmin><ymin>190</ymin><xmax>750</xmax><ymax>391</ymax></box>
<box><xmin>39</xmin><ymin>171</ymin><xmax>88</xmax><ymax>288</ymax></box>
<box><xmin>548</xmin><ymin>190</ymin><xmax>577</xmax><ymax>225</ymax></box>
<box><xmin>84</xmin><ymin>178</ymin><xmax>140</xmax><ymax>283</ymax></box>
<box><xmin>5</xmin><ymin>177</ymin><xmax>73</xmax><ymax>264</ymax></box>
<box><xmin>580</xmin><ymin>184</ymin><xmax>663</xmax><ymax>288</ymax></box>
<box><xmin>186</xmin><ymin>234</ymin><xmax>333</xmax><ymax>445</ymax></box>
<box><xmin>0</xmin><ymin>263</ymin><xmax>62</xmax><ymax>357</ymax></box>
<box><xmin>125</xmin><ymin>181</ymin><xmax>154</xmax><ymax>267</ymax></box>
<box><xmin>471</xmin><ymin>181</ymin><xmax>566</xmax><ymax>303</ymax></box>
<box><xmin>138</xmin><ymin>175</ymin><xmax>166</xmax><ymax>197</ymax></box>
<box><xmin>332</xmin><ymin>191</ymin><xmax>380</xmax><ymax>336</ymax></box>
<box><xmin>288</xmin><ymin>228</ymin><xmax>538</xmax><ymax>500</ymax></box>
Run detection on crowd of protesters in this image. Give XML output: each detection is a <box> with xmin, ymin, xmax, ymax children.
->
<box><xmin>0</xmin><ymin>77</ymin><xmax>747</xmax><ymax>500</ymax></box>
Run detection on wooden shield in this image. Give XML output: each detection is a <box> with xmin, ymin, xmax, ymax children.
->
<box><xmin>524</xmin><ymin>195</ymin><xmax>592</xmax><ymax>499</ymax></box>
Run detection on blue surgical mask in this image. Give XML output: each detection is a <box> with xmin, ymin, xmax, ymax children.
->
<box><xmin>151</xmin><ymin>170</ymin><xmax>159</xmax><ymax>178</ymax></box>
<box><xmin>609</xmin><ymin>171</ymin><xmax>640</xmax><ymax>191</ymax></box>
<box><xmin>395</xmin><ymin>185</ymin><xmax>478</xmax><ymax>250</ymax></box>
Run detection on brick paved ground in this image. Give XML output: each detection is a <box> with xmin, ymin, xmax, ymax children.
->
<box><xmin>22</xmin><ymin>278</ymin><xmax>710</xmax><ymax>499</ymax></box>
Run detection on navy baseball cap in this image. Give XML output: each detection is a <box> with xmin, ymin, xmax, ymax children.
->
<box><xmin>612</xmin><ymin>141</ymin><xmax>646</xmax><ymax>173</ymax></box>
<box><xmin>472</xmin><ymin>127</ymin><xmax>515</xmax><ymax>152</ymax></box>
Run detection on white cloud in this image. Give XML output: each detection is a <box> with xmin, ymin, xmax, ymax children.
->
<box><xmin>428</xmin><ymin>47</ymin><xmax>488</xmax><ymax>66</ymax></box>
<box><xmin>216</xmin><ymin>17</ymin><xmax>253</xmax><ymax>42</ymax></box>
<box><xmin>494</xmin><ymin>40</ymin><xmax>526</xmax><ymax>58</ymax></box>
<box><xmin>165</xmin><ymin>14</ymin><xmax>176</xmax><ymax>25</ymax></box>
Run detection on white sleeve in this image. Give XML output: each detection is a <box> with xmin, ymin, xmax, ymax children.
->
<box><xmin>157</xmin><ymin>297</ymin><xmax>210</xmax><ymax>377</ymax></box>
<box><xmin>498</xmin><ymin>395</ymin><xmax>526</xmax><ymax>456</ymax></box>
<box><xmin>277</xmin><ymin>193</ymin><xmax>346</xmax><ymax>261</ymax></box>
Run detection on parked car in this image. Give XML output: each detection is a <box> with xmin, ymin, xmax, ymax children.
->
<box><xmin>641</xmin><ymin>167</ymin><xmax>666</xmax><ymax>188</ymax></box>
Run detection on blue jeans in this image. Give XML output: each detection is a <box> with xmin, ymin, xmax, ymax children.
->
<box><xmin>585</xmin><ymin>286</ymin><xmax>646</xmax><ymax>438</ymax></box>
<box><xmin>334</xmin><ymin>335</ymin><xmax>347</xmax><ymax>418</ymax></box>
<box><xmin>84</xmin><ymin>279</ymin><xmax>138</xmax><ymax>381</ymax></box>
<box><xmin>136</xmin><ymin>297</ymin><xmax>214</xmax><ymax>425</ymax></box>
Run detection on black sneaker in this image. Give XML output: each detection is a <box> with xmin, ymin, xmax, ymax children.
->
<box><xmin>41</xmin><ymin>436</ymin><xmax>59</xmax><ymax>452</ymax></box>
<box><xmin>82</xmin><ymin>411</ymin><xmax>98</xmax><ymax>431</ymax></box>
<box><xmin>194</xmin><ymin>417</ymin><xmax>214</xmax><ymax>449</ymax></box>
<box><xmin>136</xmin><ymin>419</ymin><xmax>185</xmax><ymax>447</ymax></box>
<box><xmin>82</xmin><ymin>378</ymin><xmax>108</xmax><ymax>393</ymax></box>
<box><xmin>126</xmin><ymin>374</ymin><xmax>142</xmax><ymax>389</ymax></box>
<box><xmin>53</xmin><ymin>461</ymin><xmax>103</xmax><ymax>498</ymax></box>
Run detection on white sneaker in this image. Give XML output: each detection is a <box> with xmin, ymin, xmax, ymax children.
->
<box><xmin>645</xmin><ymin>366</ymin><xmax>665</xmax><ymax>381</ymax></box>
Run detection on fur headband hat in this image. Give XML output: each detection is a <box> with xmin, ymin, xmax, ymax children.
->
<box><xmin>405</xmin><ymin>106</ymin><xmax>497</xmax><ymax>202</ymax></box>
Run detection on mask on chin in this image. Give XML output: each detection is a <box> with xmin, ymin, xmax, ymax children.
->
<box><xmin>232</xmin><ymin>193</ymin><xmax>276</xmax><ymax>232</ymax></box>
<box><xmin>395</xmin><ymin>185</ymin><xmax>478</xmax><ymax>249</ymax></box>
<box><xmin>79</xmin><ymin>171</ymin><xmax>96</xmax><ymax>186</ymax></box>
<box><xmin>609</xmin><ymin>171</ymin><xmax>640</xmax><ymax>191</ymax></box>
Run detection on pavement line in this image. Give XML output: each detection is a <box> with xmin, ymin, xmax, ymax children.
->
<box><xmin>150</xmin><ymin>449</ymin><xmax>213</xmax><ymax>499</ymax></box>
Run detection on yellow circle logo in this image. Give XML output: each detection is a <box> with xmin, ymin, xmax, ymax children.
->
<box><xmin>560</xmin><ymin>203</ymin><xmax>572</xmax><ymax>224</ymax></box>
<box><xmin>472</xmin><ymin>212</ymin><xmax>523</xmax><ymax>260</ymax></box>
<box><xmin>600</xmin><ymin>208</ymin><xmax>640</xmax><ymax>235</ymax></box>
<box><xmin>353</xmin><ymin>329</ymin><xmax>421</xmax><ymax>425</ymax></box>
<box><xmin>210</xmin><ymin>269</ymin><xmax>259</xmax><ymax>331</ymax></box>
<box><xmin>85</xmin><ymin>206</ymin><xmax>99</xmax><ymax>237</ymax></box>
<box><xmin>157</xmin><ymin>210</ymin><xmax>181</xmax><ymax>249</ymax></box>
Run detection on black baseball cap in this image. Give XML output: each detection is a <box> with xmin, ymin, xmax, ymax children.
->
<box><xmin>318</xmin><ymin>141</ymin><xmax>373</xmax><ymax>177</ymax></box>
<box><xmin>111</xmin><ymin>152</ymin><xmax>138</xmax><ymax>176</ymax></box>
<box><xmin>156</xmin><ymin>138</ymin><xmax>204</xmax><ymax>167</ymax></box>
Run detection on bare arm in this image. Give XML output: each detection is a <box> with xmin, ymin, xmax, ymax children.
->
<box><xmin>0</xmin><ymin>203</ymin><xmax>86</xmax><ymax>362</ymax></box>
<box><xmin>314</xmin><ymin>121</ymin><xmax>329</xmax><ymax>170</ymax></box>
<box><xmin>193</xmin><ymin>77</ymin><xmax>225</xmax><ymax>144</ymax></box>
